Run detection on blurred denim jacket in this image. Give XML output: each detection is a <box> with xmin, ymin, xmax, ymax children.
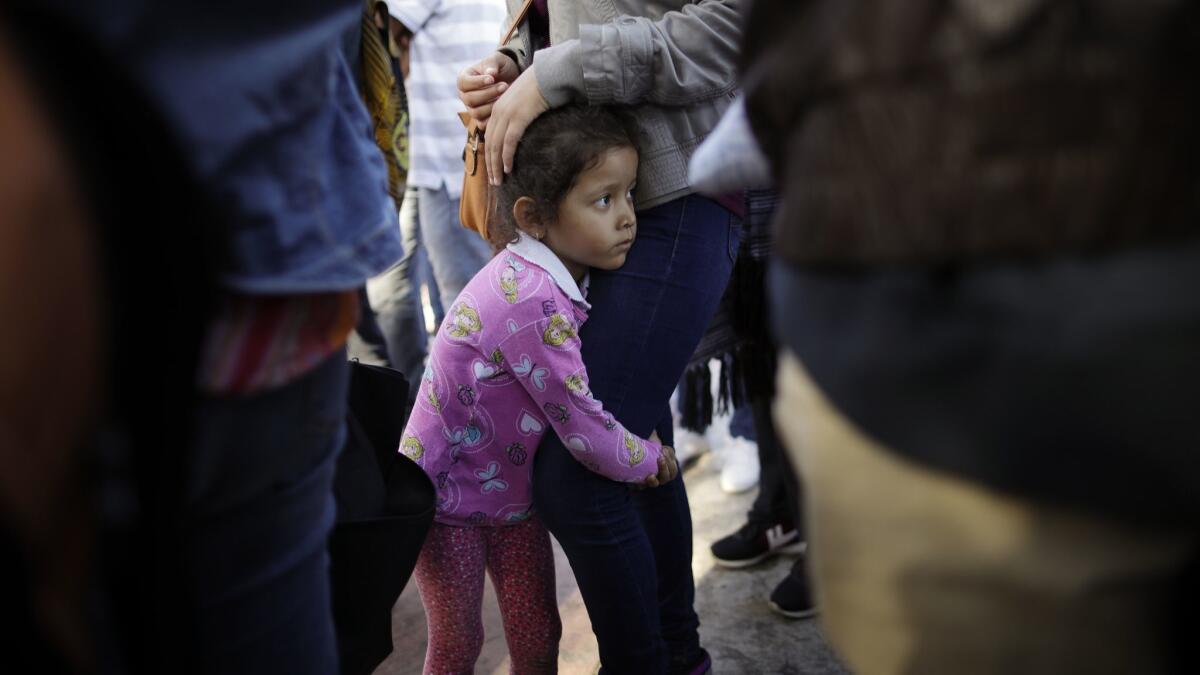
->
<box><xmin>43</xmin><ymin>0</ymin><xmax>403</xmax><ymax>293</ymax></box>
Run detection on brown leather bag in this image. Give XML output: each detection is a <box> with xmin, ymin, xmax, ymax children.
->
<box><xmin>458</xmin><ymin>0</ymin><xmax>535</xmax><ymax>241</ymax></box>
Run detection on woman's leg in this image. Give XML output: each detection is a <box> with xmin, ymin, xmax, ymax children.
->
<box><xmin>486</xmin><ymin>517</ymin><xmax>562</xmax><ymax>674</ymax></box>
<box><xmin>534</xmin><ymin>195</ymin><xmax>739</xmax><ymax>674</ymax></box>
<box><xmin>412</xmin><ymin>523</ymin><xmax>488</xmax><ymax>674</ymax></box>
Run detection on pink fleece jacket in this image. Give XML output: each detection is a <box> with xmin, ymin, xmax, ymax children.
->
<box><xmin>399</xmin><ymin>234</ymin><xmax>663</xmax><ymax>527</ymax></box>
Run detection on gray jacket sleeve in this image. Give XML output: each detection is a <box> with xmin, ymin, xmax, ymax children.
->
<box><xmin>533</xmin><ymin>0</ymin><xmax>745</xmax><ymax>108</ymax></box>
<box><xmin>499</xmin><ymin>12</ymin><xmax>532</xmax><ymax>72</ymax></box>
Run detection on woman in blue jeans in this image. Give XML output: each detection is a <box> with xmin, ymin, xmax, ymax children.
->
<box><xmin>457</xmin><ymin>1</ymin><xmax>745</xmax><ymax>671</ymax></box>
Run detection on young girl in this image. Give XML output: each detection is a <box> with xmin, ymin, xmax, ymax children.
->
<box><xmin>401</xmin><ymin>105</ymin><xmax>678</xmax><ymax>674</ymax></box>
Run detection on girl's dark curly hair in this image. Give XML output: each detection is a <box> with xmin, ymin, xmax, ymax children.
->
<box><xmin>490</xmin><ymin>105</ymin><xmax>642</xmax><ymax>249</ymax></box>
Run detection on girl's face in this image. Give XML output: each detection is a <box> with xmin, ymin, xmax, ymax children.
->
<box><xmin>542</xmin><ymin>145</ymin><xmax>638</xmax><ymax>282</ymax></box>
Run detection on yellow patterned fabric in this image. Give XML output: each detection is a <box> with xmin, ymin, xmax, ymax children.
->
<box><xmin>360</xmin><ymin>0</ymin><xmax>408</xmax><ymax>209</ymax></box>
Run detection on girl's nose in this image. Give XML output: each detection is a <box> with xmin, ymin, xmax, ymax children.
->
<box><xmin>618</xmin><ymin>203</ymin><xmax>636</xmax><ymax>230</ymax></box>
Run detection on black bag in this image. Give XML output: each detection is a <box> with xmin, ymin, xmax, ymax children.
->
<box><xmin>330</xmin><ymin>360</ymin><xmax>434</xmax><ymax>675</ymax></box>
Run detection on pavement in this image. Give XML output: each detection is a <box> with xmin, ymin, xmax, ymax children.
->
<box><xmin>373</xmin><ymin>439</ymin><xmax>851</xmax><ymax>675</ymax></box>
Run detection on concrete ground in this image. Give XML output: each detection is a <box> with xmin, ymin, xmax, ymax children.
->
<box><xmin>373</xmin><ymin>446</ymin><xmax>850</xmax><ymax>674</ymax></box>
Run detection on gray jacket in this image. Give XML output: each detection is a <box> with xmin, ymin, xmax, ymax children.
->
<box><xmin>500</xmin><ymin>0</ymin><xmax>744</xmax><ymax>209</ymax></box>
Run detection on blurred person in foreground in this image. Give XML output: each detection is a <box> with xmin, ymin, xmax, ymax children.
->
<box><xmin>741</xmin><ymin>1</ymin><xmax>1200</xmax><ymax>673</ymax></box>
<box><xmin>28</xmin><ymin>1</ymin><xmax>404</xmax><ymax>673</ymax></box>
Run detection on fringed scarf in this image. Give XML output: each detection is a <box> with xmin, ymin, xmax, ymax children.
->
<box><xmin>680</xmin><ymin>189</ymin><xmax>779</xmax><ymax>432</ymax></box>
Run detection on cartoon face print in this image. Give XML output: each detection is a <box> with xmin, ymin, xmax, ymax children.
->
<box><xmin>457</xmin><ymin>384</ymin><xmax>476</xmax><ymax>407</ymax></box>
<box><xmin>416</xmin><ymin>357</ymin><xmax>450</xmax><ymax>416</ymax></box>
<box><xmin>543</xmin><ymin>402</ymin><xmax>571</xmax><ymax>424</ymax></box>
<box><xmin>443</xmin><ymin>293</ymin><xmax>483</xmax><ymax>345</ymax></box>
<box><xmin>500</xmin><ymin>259</ymin><xmax>522</xmax><ymax>304</ymax></box>
<box><xmin>448</xmin><ymin>304</ymin><xmax>481</xmax><ymax>337</ymax></box>
<box><xmin>500</xmin><ymin>266</ymin><xmax>519</xmax><ymax>303</ymax></box>
<box><xmin>542</xmin><ymin>314</ymin><xmax>577</xmax><ymax>347</ymax></box>
<box><xmin>490</xmin><ymin>255</ymin><xmax>544</xmax><ymax>305</ymax></box>
<box><xmin>565</xmin><ymin>374</ymin><xmax>587</xmax><ymax>395</ymax></box>
<box><xmin>564</xmin><ymin>370</ymin><xmax>603</xmax><ymax>415</ymax></box>
<box><xmin>622</xmin><ymin>431</ymin><xmax>646</xmax><ymax>467</ymax></box>
<box><xmin>400</xmin><ymin>435</ymin><xmax>425</xmax><ymax>463</ymax></box>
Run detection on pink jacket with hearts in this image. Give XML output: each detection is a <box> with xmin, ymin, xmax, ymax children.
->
<box><xmin>399</xmin><ymin>234</ymin><xmax>664</xmax><ymax>527</ymax></box>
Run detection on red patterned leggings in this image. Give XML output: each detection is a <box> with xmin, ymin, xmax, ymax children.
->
<box><xmin>413</xmin><ymin>517</ymin><xmax>562</xmax><ymax>674</ymax></box>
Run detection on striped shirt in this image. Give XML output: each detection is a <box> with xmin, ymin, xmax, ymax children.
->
<box><xmin>385</xmin><ymin>0</ymin><xmax>507</xmax><ymax>196</ymax></box>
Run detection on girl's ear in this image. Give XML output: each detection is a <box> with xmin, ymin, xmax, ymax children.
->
<box><xmin>512</xmin><ymin>196</ymin><xmax>544</xmax><ymax>240</ymax></box>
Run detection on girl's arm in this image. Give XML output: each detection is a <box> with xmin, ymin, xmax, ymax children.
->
<box><xmin>497</xmin><ymin>312</ymin><xmax>666</xmax><ymax>484</ymax></box>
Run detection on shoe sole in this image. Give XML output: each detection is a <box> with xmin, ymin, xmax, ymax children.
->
<box><xmin>768</xmin><ymin>600</ymin><xmax>818</xmax><ymax>620</ymax></box>
<box><xmin>712</xmin><ymin>541</ymin><xmax>806</xmax><ymax>569</ymax></box>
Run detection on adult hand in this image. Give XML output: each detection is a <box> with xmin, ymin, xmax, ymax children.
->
<box><xmin>484</xmin><ymin>64</ymin><xmax>550</xmax><ymax>185</ymax></box>
<box><xmin>457</xmin><ymin>51</ymin><xmax>520</xmax><ymax>127</ymax></box>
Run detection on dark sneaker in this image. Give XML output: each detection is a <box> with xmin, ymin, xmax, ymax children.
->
<box><xmin>710</xmin><ymin>520</ymin><xmax>806</xmax><ymax>568</ymax></box>
<box><xmin>686</xmin><ymin>651</ymin><xmax>712</xmax><ymax>675</ymax></box>
<box><xmin>667</xmin><ymin>648</ymin><xmax>712</xmax><ymax>675</ymax></box>
<box><xmin>768</xmin><ymin>565</ymin><xmax>818</xmax><ymax>620</ymax></box>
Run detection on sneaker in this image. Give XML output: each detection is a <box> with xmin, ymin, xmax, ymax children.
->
<box><xmin>711</xmin><ymin>520</ymin><xmax>806</xmax><ymax>569</ymax></box>
<box><xmin>673</xmin><ymin>427</ymin><xmax>710</xmax><ymax>468</ymax></box>
<box><xmin>667</xmin><ymin>648</ymin><xmax>712</xmax><ymax>675</ymax></box>
<box><xmin>685</xmin><ymin>651</ymin><xmax>712</xmax><ymax>675</ymax></box>
<box><xmin>718</xmin><ymin>437</ymin><xmax>760</xmax><ymax>494</ymax></box>
<box><xmin>768</xmin><ymin>566</ymin><xmax>818</xmax><ymax>620</ymax></box>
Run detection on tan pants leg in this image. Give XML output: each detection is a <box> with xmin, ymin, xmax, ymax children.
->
<box><xmin>773</xmin><ymin>352</ymin><xmax>1194</xmax><ymax>675</ymax></box>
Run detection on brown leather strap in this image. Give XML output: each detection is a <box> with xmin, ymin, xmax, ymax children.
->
<box><xmin>499</xmin><ymin>0</ymin><xmax>535</xmax><ymax>47</ymax></box>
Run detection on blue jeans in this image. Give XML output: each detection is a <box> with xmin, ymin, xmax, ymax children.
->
<box><xmin>417</xmin><ymin>185</ymin><xmax>493</xmax><ymax>312</ymax></box>
<box><xmin>533</xmin><ymin>195</ymin><xmax>739</xmax><ymax>674</ymax></box>
<box><xmin>367</xmin><ymin>186</ymin><xmax>437</xmax><ymax>388</ymax></box>
<box><xmin>183</xmin><ymin>351</ymin><xmax>349</xmax><ymax>674</ymax></box>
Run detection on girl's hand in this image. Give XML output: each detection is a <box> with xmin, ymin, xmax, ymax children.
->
<box><xmin>484</xmin><ymin>64</ymin><xmax>550</xmax><ymax>185</ymax></box>
<box><xmin>457</xmin><ymin>51</ymin><xmax>520</xmax><ymax>127</ymax></box>
<box><xmin>637</xmin><ymin>446</ymin><xmax>679</xmax><ymax>489</ymax></box>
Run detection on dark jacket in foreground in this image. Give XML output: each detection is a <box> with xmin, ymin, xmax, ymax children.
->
<box><xmin>743</xmin><ymin>0</ymin><xmax>1200</xmax><ymax>265</ymax></box>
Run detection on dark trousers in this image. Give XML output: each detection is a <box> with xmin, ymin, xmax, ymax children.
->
<box><xmin>745</xmin><ymin>395</ymin><xmax>803</xmax><ymax>535</ymax></box>
<box><xmin>533</xmin><ymin>195</ymin><xmax>739</xmax><ymax>674</ymax></box>
<box><xmin>183</xmin><ymin>351</ymin><xmax>349</xmax><ymax>674</ymax></box>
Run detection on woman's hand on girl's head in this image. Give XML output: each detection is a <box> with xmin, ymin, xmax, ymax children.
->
<box><xmin>485</xmin><ymin>64</ymin><xmax>550</xmax><ymax>186</ymax></box>
<box><xmin>457</xmin><ymin>51</ymin><xmax>520</xmax><ymax>127</ymax></box>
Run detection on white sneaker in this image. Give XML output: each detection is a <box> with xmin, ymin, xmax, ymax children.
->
<box><xmin>673</xmin><ymin>427</ymin><xmax>710</xmax><ymax>467</ymax></box>
<box><xmin>719</xmin><ymin>437</ymin><xmax>760</xmax><ymax>494</ymax></box>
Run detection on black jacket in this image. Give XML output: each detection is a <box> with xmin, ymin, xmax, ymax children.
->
<box><xmin>743</xmin><ymin>0</ymin><xmax>1200</xmax><ymax>266</ymax></box>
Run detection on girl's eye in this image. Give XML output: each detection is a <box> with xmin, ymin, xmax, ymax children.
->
<box><xmin>595</xmin><ymin>194</ymin><xmax>612</xmax><ymax>208</ymax></box>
